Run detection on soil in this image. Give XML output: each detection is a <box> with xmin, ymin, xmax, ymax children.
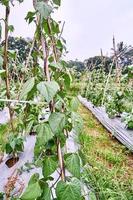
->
<box><xmin>5</xmin><ymin>157</ymin><xmax>19</xmax><ymax>168</ymax></box>
<box><xmin>29</xmin><ymin>131</ymin><xmax>36</xmax><ymax>136</ymax></box>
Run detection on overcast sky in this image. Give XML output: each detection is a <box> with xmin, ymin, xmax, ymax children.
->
<box><xmin>0</xmin><ymin>0</ymin><xmax>133</xmax><ymax>61</ymax></box>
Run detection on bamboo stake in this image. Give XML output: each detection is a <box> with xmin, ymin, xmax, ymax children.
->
<box><xmin>113</xmin><ymin>36</ymin><xmax>120</xmax><ymax>84</ymax></box>
<box><xmin>101</xmin><ymin>63</ymin><xmax>113</xmax><ymax>106</ymax></box>
<box><xmin>3</xmin><ymin>5</ymin><xmax>14</xmax><ymax>131</ymax></box>
<box><xmin>33</xmin><ymin>0</ymin><xmax>66</xmax><ymax>181</ymax></box>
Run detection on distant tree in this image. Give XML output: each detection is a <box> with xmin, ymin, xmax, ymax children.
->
<box><xmin>1</xmin><ymin>36</ymin><xmax>36</xmax><ymax>63</ymax></box>
<box><xmin>111</xmin><ymin>37</ymin><xmax>133</xmax><ymax>82</ymax></box>
<box><xmin>84</xmin><ymin>56</ymin><xmax>112</xmax><ymax>73</ymax></box>
<box><xmin>68</xmin><ymin>59</ymin><xmax>85</xmax><ymax>72</ymax></box>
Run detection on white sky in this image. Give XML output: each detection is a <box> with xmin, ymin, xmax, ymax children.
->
<box><xmin>0</xmin><ymin>0</ymin><xmax>133</xmax><ymax>61</ymax></box>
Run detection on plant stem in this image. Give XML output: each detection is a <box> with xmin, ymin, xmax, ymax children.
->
<box><xmin>102</xmin><ymin>63</ymin><xmax>113</xmax><ymax>106</ymax></box>
<box><xmin>3</xmin><ymin>5</ymin><xmax>14</xmax><ymax>131</ymax></box>
<box><xmin>113</xmin><ymin>36</ymin><xmax>121</xmax><ymax>84</ymax></box>
<box><xmin>41</xmin><ymin>16</ymin><xmax>66</xmax><ymax>181</ymax></box>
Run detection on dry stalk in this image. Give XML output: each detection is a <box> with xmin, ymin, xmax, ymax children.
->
<box><xmin>5</xmin><ymin>170</ymin><xmax>18</xmax><ymax>200</ymax></box>
<box><xmin>4</xmin><ymin>169</ymin><xmax>24</xmax><ymax>200</ymax></box>
<box><xmin>113</xmin><ymin>36</ymin><xmax>121</xmax><ymax>84</ymax></box>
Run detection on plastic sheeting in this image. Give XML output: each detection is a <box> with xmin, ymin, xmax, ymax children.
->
<box><xmin>0</xmin><ymin>108</ymin><xmax>92</xmax><ymax>199</ymax></box>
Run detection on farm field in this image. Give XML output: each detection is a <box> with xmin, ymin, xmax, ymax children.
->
<box><xmin>0</xmin><ymin>0</ymin><xmax>133</xmax><ymax>200</ymax></box>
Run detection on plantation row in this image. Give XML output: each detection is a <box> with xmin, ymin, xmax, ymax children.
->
<box><xmin>82</xmin><ymin>67</ymin><xmax>133</xmax><ymax>130</ymax></box>
<box><xmin>0</xmin><ymin>0</ymin><xmax>92</xmax><ymax>200</ymax></box>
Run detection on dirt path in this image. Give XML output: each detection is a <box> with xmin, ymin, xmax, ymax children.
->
<box><xmin>79</xmin><ymin>104</ymin><xmax>133</xmax><ymax>200</ymax></box>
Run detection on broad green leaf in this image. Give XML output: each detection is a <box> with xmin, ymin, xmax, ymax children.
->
<box><xmin>56</xmin><ymin>178</ymin><xmax>81</xmax><ymax>200</ymax></box>
<box><xmin>0</xmin><ymin>0</ymin><xmax>9</xmax><ymax>6</ymax></box>
<box><xmin>25</xmin><ymin>11</ymin><xmax>36</xmax><ymax>24</ymax></box>
<box><xmin>90</xmin><ymin>191</ymin><xmax>97</xmax><ymax>200</ymax></box>
<box><xmin>36</xmin><ymin>123</ymin><xmax>54</xmax><ymax>145</ymax></box>
<box><xmin>28</xmin><ymin>173</ymin><xmax>40</xmax><ymax>185</ymax></box>
<box><xmin>0</xmin><ymin>70</ymin><xmax>5</xmax><ymax>78</ymax></box>
<box><xmin>49</xmin><ymin>112</ymin><xmax>65</xmax><ymax>134</ymax></box>
<box><xmin>37</xmin><ymin>81</ymin><xmax>60</xmax><ymax>103</ymax></box>
<box><xmin>38</xmin><ymin>183</ymin><xmax>51</xmax><ymax>200</ymax></box>
<box><xmin>49</xmin><ymin>62</ymin><xmax>62</xmax><ymax>70</ymax></box>
<box><xmin>35</xmin><ymin>2</ymin><xmax>53</xmax><ymax>19</ymax></box>
<box><xmin>70</xmin><ymin>97</ymin><xmax>79</xmax><ymax>111</ymax></box>
<box><xmin>71</xmin><ymin>112</ymin><xmax>83</xmax><ymax>134</ymax></box>
<box><xmin>63</xmin><ymin>73</ymin><xmax>71</xmax><ymax>89</ymax></box>
<box><xmin>25</xmin><ymin>120</ymin><xmax>34</xmax><ymax>134</ymax></box>
<box><xmin>43</xmin><ymin>156</ymin><xmax>58</xmax><ymax>178</ymax></box>
<box><xmin>21</xmin><ymin>182</ymin><xmax>41</xmax><ymax>200</ymax></box>
<box><xmin>42</xmin><ymin>184</ymin><xmax>51</xmax><ymax>200</ymax></box>
<box><xmin>51</xmin><ymin>20</ymin><xmax>60</xmax><ymax>34</ymax></box>
<box><xmin>53</xmin><ymin>0</ymin><xmax>61</xmax><ymax>6</ymax></box>
<box><xmin>57</xmin><ymin>39</ymin><xmax>63</xmax><ymax>51</ymax></box>
<box><xmin>42</xmin><ymin>19</ymin><xmax>49</xmax><ymax>34</ymax></box>
<box><xmin>65</xmin><ymin>153</ymin><xmax>80</xmax><ymax>178</ymax></box>
<box><xmin>19</xmin><ymin>77</ymin><xmax>35</xmax><ymax>100</ymax></box>
<box><xmin>8</xmin><ymin>25</ymin><xmax>14</xmax><ymax>33</ymax></box>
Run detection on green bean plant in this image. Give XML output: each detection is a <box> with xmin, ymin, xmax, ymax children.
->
<box><xmin>0</xmin><ymin>0</ymin><xmax>87</xmax><ymax>199</ymax></box>
<box><xmin>82</xmin><ymin>65</ymin><xmax>133</xmax><ymax>125</ymax></box>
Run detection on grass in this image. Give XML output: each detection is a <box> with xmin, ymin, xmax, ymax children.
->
<box><xmin>79</xmin><ymin>104</ymin><xmax>133</xmax><ymax>200</ymax></box>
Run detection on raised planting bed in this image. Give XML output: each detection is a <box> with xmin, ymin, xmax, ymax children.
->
<box><xmin>0</xmin><ymin>108</ymin><xmax>93</xmax><ymax>199</ymax></box>
<box><xmin>78</xmin><ymin>96</ymin><xmax>133</xmax><ymax>152</ymax></box>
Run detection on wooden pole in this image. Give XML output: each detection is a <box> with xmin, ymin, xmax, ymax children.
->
<box><xmin>3</xmin><ymin>5</ymin><xmax>14</xmax><ymax>131</ymax></box>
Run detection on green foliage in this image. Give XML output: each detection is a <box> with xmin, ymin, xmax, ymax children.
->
<box><xmin>56</xmin><ymin>178</ymin><xmax>82</xmax><ymax>200</ymax></box>
<box><xmin>43</xmin><ymin>156</ymin><xmax>58</xmax><ymax>178</ymax></box>
<box><xmin>83</xmin><ymin>68</ymin><xmax>133</xmax><ymax>126</ymax></box>
<box><xmin>36</xmin><ymin>123</ymin><xmax>54</xmax><ymax>146</ymax></box>
<box><xmin>49</xmin><ymin>112</ymin><xmax>65</xmax><ymax>135</ymax></box>
<box><xmin>70</xmin><ymin>97</ymin><xmax>79</xmax><ymax>112</ymax></box>
<box><xmin>105</xmin><ymin>90</ymin><xmax>125</xmax><ymax>118</ymax></box>
<box><xmin>83</xmin><ymin>69</ymin><xmax>106</xmax><ymax>106</ymax></box>
<box><xmin>53</xmin><ymin>0</ymin><xmax>61</xmax><ymax>6</ymax></box>
<box><xmin>21</xmin><ymin>174</ymin><xmax>42</xmax><ymax>200</ymax></box>
<box><xmin>37</xmin><ymin>81</ymin><xmax>60</xmax><ymax>103</ymax></box>
<box><xmin>84</xmin><ymin>56</ymin><xmax>112</xmax><ymax>72</ymax></box>
<box><xmin>0</xmin><ymin>0</ymin><xmax>84</xmax><ymax>199</ymax></box>
<box><xmin>19</xmin><ymin>77</ymin><xmax>35</xmax><ymax>100</ymax></box>
<box><xmin>122</xmin><ymin>112</ymin><xmax>133</xmax><ymax>129</ymax></box>
<box><xmin>35</xmin><ymin>1</ymin><xmax>53</xmax><ymax>20</ymax></box>
<box><xmin>65</xmin><ymin>153</ymin><xmax>81</xmax><ymax>178</ymax></box>
<box><xmin>37</xmin><ymin>182</ymin><xmax>51</xmax><ymax>200</ymax></box>
<box><xmin>79</xmin><ymin>104</ymin><xmax>133</xmax><ymax>200</ymax></box>
<box><xmin>5</xmin><ymin>135</ymin><xmax>24</xmax><ymax>156</ymax></box>
<box><xmin>68</xmin><ymin>60</ymin><xmax>85</xmax><ymax>73</ymax></box>
<box><xmin>71</xmin><ymin>112</ymin><xmax>83</xmax><ymax>134</ymax></box>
